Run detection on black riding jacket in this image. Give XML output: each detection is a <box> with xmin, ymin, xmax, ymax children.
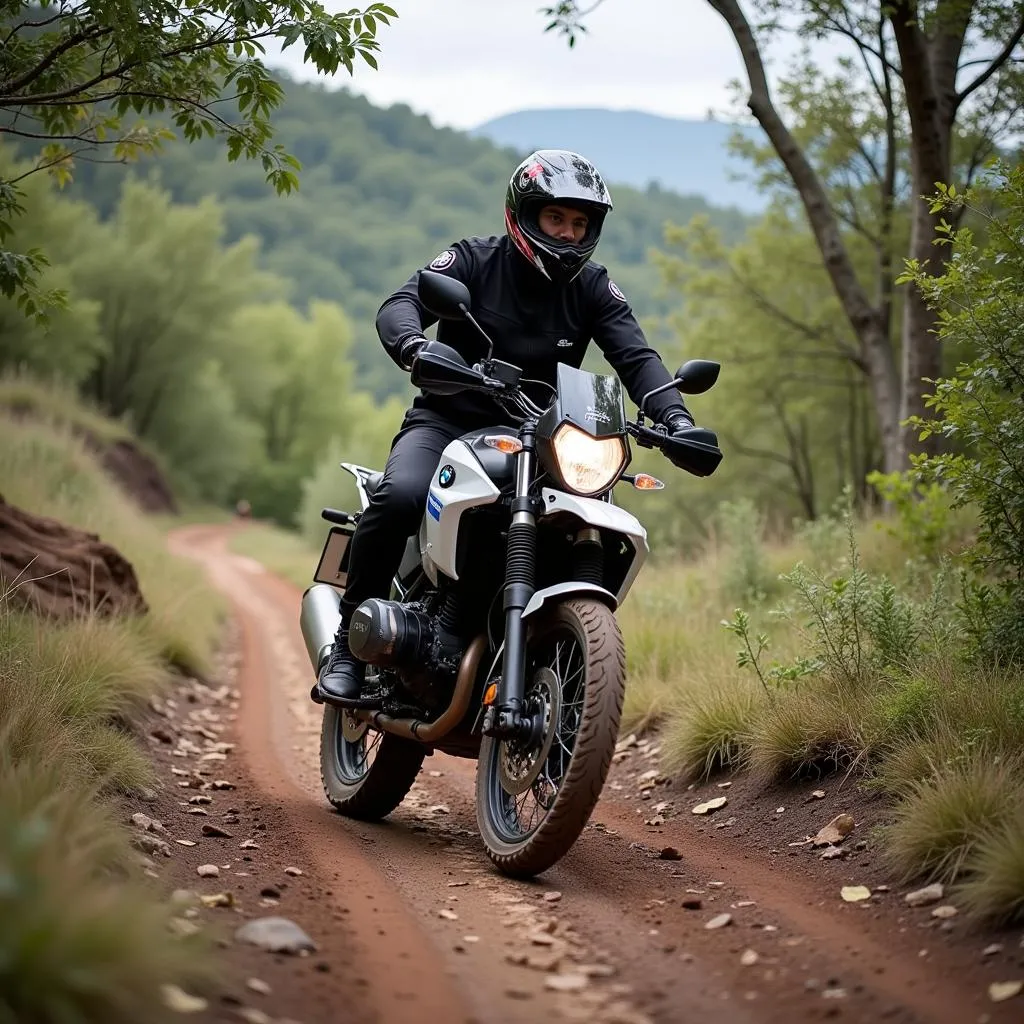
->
<box><xmin>375</xmin><ymin>235</ymin><xmax>689</xmax><ymax>430</ymax></box>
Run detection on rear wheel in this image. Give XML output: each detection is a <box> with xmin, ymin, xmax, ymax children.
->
<box><xmin>319</xmin><ymin>695</ymin><xmax>423</xmax><ymax>820</ymax></box>
<box><xmin>476</xmin><ymin>598</ymin><xmax>625</xmax><ymax>877</ymax></box>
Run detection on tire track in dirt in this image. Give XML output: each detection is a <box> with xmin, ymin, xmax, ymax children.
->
<box><xmin>171</xmin><ymin>523</ymin><xmax>1017</xmax><ymax>1024</ymax></box>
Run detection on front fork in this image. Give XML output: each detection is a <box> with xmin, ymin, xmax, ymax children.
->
<box><xmin>484</xmin><ymin>423</ymin><xmax>538</xmax><ymax>740</ymax></box>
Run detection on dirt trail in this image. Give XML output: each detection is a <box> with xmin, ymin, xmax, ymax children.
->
<box><xmin>169</xmin><ymin>523</ymin><xmax>1020</xmax><ymax>1024</ymax></box>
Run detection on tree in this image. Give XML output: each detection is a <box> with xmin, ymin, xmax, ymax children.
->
<box><xmin>541</xmin><ymin>0</ymin><xmax>1024</xmax><ymax>470</ymax></box>
<box><xmin>657</xmin><ymin>210</ymin><xmax>876</xmax><ymax>519</ymax></box>
<box><xmin>0</xmin><ymin>0</ymin><xmax>397</xmax><ymax>308</ymax></box>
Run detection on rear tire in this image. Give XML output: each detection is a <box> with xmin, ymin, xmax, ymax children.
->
<box><xmin>320</xmin><ymin>705</ymin><xmax>424</xmax><ymax>821</ymax></box>
<box><xmin>476</xmin><ymin>598</ymin><xmax>625</xmax><ymax>877</ymax></box>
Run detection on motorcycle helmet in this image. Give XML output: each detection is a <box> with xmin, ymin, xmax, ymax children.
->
<box><xmin>505</xmin><ymin>149</ymin><xmax>613</xmax><ymax>285</ymax></box>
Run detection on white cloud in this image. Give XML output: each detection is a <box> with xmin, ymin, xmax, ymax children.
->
<box><xmin>267</xmin><ymin>0</ymin><xmax>746</xmax><ymax>129</ymax></box>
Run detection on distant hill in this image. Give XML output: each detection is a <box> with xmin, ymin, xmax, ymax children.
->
<box><xmin>28</xmin><ymin>83</ymin><xmax>752</xmax><ymax>395</ymax></box>
<box><xmin>473</xmin><ymin>109</ymin><xmax>764</xmax><ymax>212</ymax></box>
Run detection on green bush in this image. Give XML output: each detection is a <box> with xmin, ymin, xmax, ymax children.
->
<box><xmin>717</xmin><ymin>498</ymin><xmax>776</xmax><ymax>604</ymax></box>
<box><xmin>900</xmin><ymin>166</ymin><xmax>1024</xmax><ymax>663</ymax></box>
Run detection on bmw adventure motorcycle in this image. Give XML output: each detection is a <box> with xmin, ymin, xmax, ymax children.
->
<box><xmin>300</xmin><ymin>270</ymin><xmax>722</xmax><ymax>878</ymax></box>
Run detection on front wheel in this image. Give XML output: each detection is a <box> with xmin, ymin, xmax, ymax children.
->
<box><xmin>476</xmin><ymin>598</ymin><xmax>625</xmax><ymax>877</ymax></box>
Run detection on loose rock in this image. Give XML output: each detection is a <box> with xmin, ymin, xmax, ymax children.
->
<box><xmin>705</xmin><ymin>913</ymin><xmax>732</xmax><ymax>930</ymax></box>
<box><xmin>543</xmin><ymin>891</ymin><xmax>562</xmax><ymax>903</ymax></box>
<box><xmin>740</xmin><ymin>949</ymin><xmax>760</xmax><ymax>966</ymax></box>
<box><xmin>905</xmin><ymin>883</ymin><xmax>944</xmax><ymax>907</ymax></box>
<box><xmin>931</xmin><ymin>905</ymin><xmax>958</xmax><ymax>919</ymax></box>
<box><xmin>439</xmin><ymin>909</ymin><xmax>459</xmax><ymax>921</ymax></box>
<box><xmin>246</xmin><ymin>978</ymin><xmax>272</xmax><ymax>996</ymax></box>
<box><xmin>235</xmin><ymin>917</ymin><xmax>317</xmax><ymax>954</ymax></box>
<box><xmin>201</xmin><ymin>824</ymin><xmax>233</xmax><ymax>839</ymax></box>
<box><xmin>988</xmin><ymin>981</ymin><xmax>1022</xmax><ymax>1003</ymax></box>
<box><xmin>160</xmin><ymin>984</ymin><xmax>207</xmax><ymax>1014</ymax></box>
<box><xmin>692</xmin><ymin>796</ymin><xmax>728</xmax><ymax>815</ymax></box>
<box><xmin>284</xmin><ymin>866</ymin><xmax>303</xmax><ymax>877</ymax></box>
<box><xmin>682</xmin><ymin>898</ymin><xmax>702</xmax><ymax>911</ymax></box>
<box><xmin>132</xmin><ymin>834</ymin><xmax>171</xmax><ymax>858</ymax></box>
<box><xmin>658</xmin><ymin>847</ymin><xmax>683</xmax><ymax>861</ymax></box>
<box><xmin>545</xmin><ymin>973</ymin><xmax>589</xmax><ymax>993</ymax></box>
<box><xmin>840</xmin><ymin>886</ymin><xmax>871</xmax><ymax>903</ymax></box>
<box><xmin>196</xmin><ymin>864</ymin><xmax>220</xmax><ymax>878</ymax></box>
<box><xmin>812</xmin><ymin>814</ymin><xmax>855</xmax><ymax>847</ymax></box>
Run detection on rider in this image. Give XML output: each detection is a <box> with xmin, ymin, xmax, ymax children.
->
<box><xmin>314</xmin><ymin>149</ymin><xmax>704</xmax><ymax>709</ymax></box>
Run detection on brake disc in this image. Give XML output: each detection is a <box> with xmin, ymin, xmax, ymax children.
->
<box><xmin>341</xmin><ymin>710</ymin><xmax>369</xmax><ymax>744</ymax></box>
<box><xmin>497</xmin><ymin>667</ymin><xmax>561</xmax><ymax>797</ymax></box>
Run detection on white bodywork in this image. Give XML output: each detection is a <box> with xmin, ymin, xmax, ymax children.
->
<box><xmin>538</xmin><ymin>488</ymin><xmax>648</xmax><ymax>603</ymax></box>
<box><xmin>421</xmin><ymin>440</ymin><xmax>500</xmax><ymax>581</ymax></box>
<box><xmin>343</xmin><ymin>455</ymin><xmax>649</xmax><ymax>605</ymax></box>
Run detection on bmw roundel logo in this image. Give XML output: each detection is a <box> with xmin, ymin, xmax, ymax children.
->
<box><xmin>438</xmin><ymin>464</ymin><xmax>456</xmax><ymax>488</ymax></box>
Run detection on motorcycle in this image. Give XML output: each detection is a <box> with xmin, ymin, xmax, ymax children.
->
<box><xmin>300</xmin><ymin>269</ymin><xmax>723</xmax><ymax>878</ymax></box>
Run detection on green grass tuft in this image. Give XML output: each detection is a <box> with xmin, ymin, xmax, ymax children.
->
<box><xmin>885</xmin><ymin>759</ymin><xmax>1024</xmax><ymax>883</ymax></box>
<box><xmin>661</xmin><ymin>686</ymin><xmax>757</xmax><ymax>780</ymax></box>
<box><xmin>957</xmin><ymin>808</ymin><xmax>1024</xmax><ymax>926</ymax></box>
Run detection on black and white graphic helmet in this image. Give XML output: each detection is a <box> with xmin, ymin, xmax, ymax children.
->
<box><xmin>505</xmin><ymin>149</ymin><xmax>613</xmax><ymax>285</ymax></box>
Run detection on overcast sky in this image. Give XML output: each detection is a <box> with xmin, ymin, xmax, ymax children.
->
<box><xmin>268</xmin><ymin>0</ymin><xmax>750</xmax><ymax>130</ymax></box>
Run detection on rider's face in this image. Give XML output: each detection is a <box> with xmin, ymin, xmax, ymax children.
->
<box><xmin>538</xmin><ymin>204</ymin><xmax>589</xmax><ymax>244</ymax></box>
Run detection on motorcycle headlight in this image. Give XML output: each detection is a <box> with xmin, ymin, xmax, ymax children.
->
<box><xmin>551</xmin><ymin>423</ymin><xmax>628</xmax><ymax>496</ymax></box>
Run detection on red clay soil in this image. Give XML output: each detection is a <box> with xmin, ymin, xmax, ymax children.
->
<box><xmin>0</xmin><ymin>494</ymin><xmax>147</xmax><ymax>617</ymax></box>
<box><xmin>150</xmin><ymin>522</ymin><xmax>1023</xmax><ymax>1024</ymax></box>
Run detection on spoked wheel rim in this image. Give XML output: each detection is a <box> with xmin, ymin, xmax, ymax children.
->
<box><xmin>484</xmin><ymin>623</ymin><xmax>586</xmax><ymax>844</ymax></box>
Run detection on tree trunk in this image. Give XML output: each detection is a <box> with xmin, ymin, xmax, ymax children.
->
<box><xmin>861</xmin><ymin>317</ymin><xmax>902</xmax><ymax>473</ymax></box>
<box><xmin>889</xmin><ymin>0</ymin><xmax>967</xmax><ymax>463</ymax></box>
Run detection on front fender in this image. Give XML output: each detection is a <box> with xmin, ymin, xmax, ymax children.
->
<box><xmin>522</xmin><ymin>582</ymin><xmax>618</xmax><ymax>620</ymax></box>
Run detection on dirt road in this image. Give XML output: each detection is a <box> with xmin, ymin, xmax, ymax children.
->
<box><xmin>166</xmin><ymin>523</ymin><xmax>1022</xmax><ymax>1024</ymax></box>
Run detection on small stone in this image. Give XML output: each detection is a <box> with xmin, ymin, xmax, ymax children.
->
<box><xmin>813</xmin><ymin>814</ymin><xmax>855</xmax><ymax>847</ymax></box>
<box><xmin>658</xmin><ymin>847</ymin><xmax>683</xmax><ymax>861</ymax></box>
<box><xmin>260</xmin><ymin>887</ymin><xmax>280</xmax><ymax>899</ymax></box>
<box><xmin>705</xmin><ymin>913</ymin><xmax>732</xmax><ymax>930</ymax></box>
<box><xmin>439</xmin><ymin>909</ymin><xmax>459</xmax><ymax>921</ymax></box>
<box><xmin>199</xmin><ymin>892</ymin><xmax>234</xmax><ymax>908</ymax></box>
<box><xmin>543</xmin><ymin>891</ymin><xmax>562</xmax><ymax>903</ymax></box>
<box><xmin>983</xmin><ymin>944</ymin><xmax>1004</xmax><ymax>957</ymax></box>
<box><xmin>545</xmin><ymin>973</ymin><xmax>589</xmax><ymax>992</ymax></box>
<box><xmin>682</xmin><ymin>898</ymin><xmax>702</xmax><ymax>911</ymax></box>
<box><xmin>820</xmin><ymin>846</ymin><xmax>845</xmax><ymax>860</ymax></box>
<box><xmin>160</xmin><ymin>984</ymin><xmax>207</xmax><ymax>1013</ymax></box>
<box><xmin>284</xmin><ymin>867</ymin><xmax>303</xmax><ymax>877</ymax></box>
<box><xmin>237</xmin><ymin>1010</ymin><xmax>272</xmax><ymax>1024</ymax></box>
<box><xmin>905</xmin><ymin>883</ymin><xmax>944</xmax><ymax>907</ymax></box>
<box><xmin>168</xmin><ymin>918</ymin><xmax>201</xmax><ymax>938</ymax></box>
<box><xmin>201</xmin><ymin>824</ymin><xmax>233</xmax><ymax>839</ymax></box>
<box><xmin>138</xmin><ymin>787</ymin><xmax>159</xmax><ymax>803</ymax></box>
<box><xmin>692</xmin><ymin>797</ymin><xmax>728</xmax><ymax>815</ymax></box>
<box><xmin>132</xmin><ymin>834</ymin><xmax>171</xmax><ymax>858</ymax></box>
<box><xmin>188</xmin><ymin>795</ymin><xmax>212</xmax><ymax>805</ymax></box>
<box><xmin>246</xmin><ymin>978</ymin><xmax>272</xmax><ymax>996</ymax></box>
<box><xmin>175</xmin><ymin>840</ymin><xmax>197</xmax><ymax>847</ymax></box>
<box><xmin>240</xmin><ymin>839</ymin><xmax>260</xmax><ymax>850</ymax></box>
<box><xmin>988</xmin><ymin>981</ymin><xmax>1022</xmax><ymax>1003</ymax></box>
<box><xmin>196</xmin><ymin>864</ymin><xmax>220</xmax><ymax>878</ymax></box>
<box><xmin>931</xmin><ymin>905</ymin><xmax>958</xmax><ymax>919</ymax></box>
<box><xmin>811</xmin><ymin>790</ymin><xmax>826</xmax><ymax>800</ymax></box>
<box><xmin>823</xmin><ymin>987</ymin><xmax>848</xmax><ymax>1000</ymax></box>
<box><xmin>741</xmin><ymin>949</ymin><xmax>760</xmax><ymax>966</ymax></box>
<box><xmin>235</xmin><ymin>917</ymin><xmax>317</xmax><ymax>954</ymax></box>
<box><xmin>841</xmin><ymin>886</ymin><xmax>871</xmax><ymax>902</ymax></box>
<box><xmin>211</xmin><ymin>780</ymin><xmax>235</xmax><ymax>790</ymax></box>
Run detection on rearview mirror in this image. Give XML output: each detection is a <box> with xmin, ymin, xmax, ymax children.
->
<box><xmin>674</xmin><ymin>359</ymin><xmax>720</xmax><ymax>395</ymax></box>
<box><xmin>418</xmin><ymin>270</ymin><xmax>472</xmax><ymax>321</ymax></box>
<box><xmin>410</xmin><ymin>341</ymin><xmax>487</xmax><ymax>396</ymax></box>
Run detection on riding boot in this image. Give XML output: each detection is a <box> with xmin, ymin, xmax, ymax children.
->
<box><xmin>311</xmin><ymin>621</ymin><xmax>383</xmax><ymax>709</ymax></box>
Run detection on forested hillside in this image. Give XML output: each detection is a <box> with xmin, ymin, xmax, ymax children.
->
<box><xmin>54</xmin><ymin>77</ymin><xmax>750</xmax><ymax>395</ymax></box>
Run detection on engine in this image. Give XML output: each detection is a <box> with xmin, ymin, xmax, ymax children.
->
<box><xmin>348</xmin><ymin>598</ymin><xmax>463</xmax><ymax>694</ymax></box>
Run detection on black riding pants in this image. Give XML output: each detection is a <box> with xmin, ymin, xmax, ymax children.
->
<box><xmin>341</xmin><ymin>409</ymin><xmax>464</xmax><ymax>622</ymax></box>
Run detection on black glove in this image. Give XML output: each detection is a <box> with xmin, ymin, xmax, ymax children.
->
<box><xmin>662</xmin><ymin>409</ymin><xmax>696</xmax><ymax>435</ymax></box>
<box><xmin>399</xmin><ymin>335</ymin><xmax>428</xmax><ymax>370</ymax></box>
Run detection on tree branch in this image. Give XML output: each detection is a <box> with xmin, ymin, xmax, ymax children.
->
<box><xmin>1</xmin><ymin>25</ymin><xmax>113</xmax><ymax>97</ymax></box>
<box><xmin>707</xmin><ymin>0</ymin><xmax>882</xmax><ymax>342</ymax></box>
<box><xmin>957</xmin><ymin>13</ymin><xmax>1024</xmax><ymax>104</ymax></box>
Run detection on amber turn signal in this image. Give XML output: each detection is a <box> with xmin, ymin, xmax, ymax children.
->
<box><xmin>483</xmin><ymin>434</ymin><xmax>523</xmax><ymax>454</ymax></box>
<box><xmin>483</xmin><ymin>682</ymin><xmax>499</xmax><ymax>705</ymax></box>
<box><xmin>632</xmin><ymin>473</ymin><xmax>665</xmax><ymax>491</ymax></box>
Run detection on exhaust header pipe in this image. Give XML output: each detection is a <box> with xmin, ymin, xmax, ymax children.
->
<box><xmin>300</xmin><ymin>584</ymin><xmax>342</xmax><ymax>673</ymax></box>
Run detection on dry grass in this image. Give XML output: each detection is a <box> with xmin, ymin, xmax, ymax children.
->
<box><xmin>0</xmin><ymin>389</ymin><xmax>219</xmax><ymax>1020</ymax></box>
<box><xmin>957</xmin><ymin>808</ymin><xmax>1024</xmax><ymax>925</ymax></box>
